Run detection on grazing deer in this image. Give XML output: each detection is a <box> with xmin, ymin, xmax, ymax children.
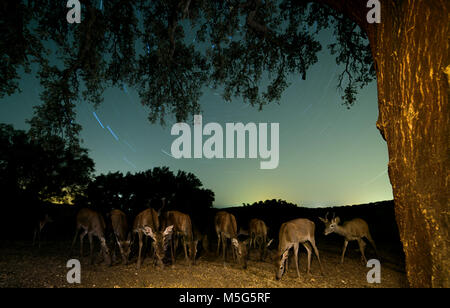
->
<box><xmin>71</xmin><ymin>208</ymin><xmax>111</xmax><ymax>266</ymax></box>
<box><xmin>132</xmin><ymin>208</ymin><xmax>160</xmax><ymax>269</ymax></box>
<box><xmin>141</xmin><ymin>225</ymin><xmax>174</xmax><ymax>267</ymax></box>
<box><xmin>161</xmin><ymin>210</ymin><xmax>195</xmax><ymax>265</ymax></box>
<box><xmin>33</xmin><ymin>213</ymin><xmax>53</xmax><ymax>248</ymax></box>
<box><xmin>275</xmin><ymin>218</ymin><xmax>323</xmax><ymax>280</ymax></box>
<box><xmin>249</xmin><ymin>218</ymin><xmax>270</xmax><ymax>261</ymax></box>
<box><xmin>215</xmin><ymin>211</ymin><xmax>249</xmax><ymax>269</ymax></box>
<box><xmin>110</xmin><ymin>209</ymin><xmax>131</xmax><ymax>265</ymax></box>
<box><xmin>319</xmin><ymin>213</ymin><xmax>378</xmax><ymax>264</ymax></box>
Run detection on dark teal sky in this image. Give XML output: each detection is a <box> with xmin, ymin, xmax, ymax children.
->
<box><xmin>0</xmin><ymin>29</ymin><xmax>392</xmax><ymax>208</ymax></box>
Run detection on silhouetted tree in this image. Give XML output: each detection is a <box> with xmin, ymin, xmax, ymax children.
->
<box><xmin>76</xmin><ymin>167</ymin><xmax>214</xmax><ymax>220</ymax></box>
<box><xmin>0</xmin><ymin>124</ymin><xmax>94</xmax><ymax>204</ymax></box>
<box><xmin>1</xmin><ymin>0</ymin><xmax>448</xmax><ymax>287</ymax></box>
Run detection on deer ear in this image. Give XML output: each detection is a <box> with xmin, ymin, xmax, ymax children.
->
<box><xmin>231</xmin><ymin>238</ymin><xmax>239</xmax><ymax>248</ymax></box>
<box><xmin>319</xmin><ymin>217</ymin><xmax>327</xmax><ymax>223</ymax></box>
<box><xmin>142</xmin><ymin>226</ymin><xmax>155</xmax><ymax>239</ymax></box>
<box><xmin>163</xmin><ymin>225</ymin><xmax>174</xmax><ymax>237</ymax></box>
<box><xmin>334</xmin><ymin>217</ymin><xmax>341</xmax><ymax>224</ymax></box>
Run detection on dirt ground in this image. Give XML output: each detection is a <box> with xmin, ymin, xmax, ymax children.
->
<box><xmin>0</xmin><ymin>240</ymin><xmax>408</xmax><ymax>288</ymax></box>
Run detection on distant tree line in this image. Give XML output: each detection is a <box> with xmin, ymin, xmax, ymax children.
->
<box><xmin>242</xmin><ymin>199</ymin><xmax>297</xmax><ymax>209</ymax></box>
<box><xmin>0</xmin><ymin>124</ymin><xmax>214</xmax><ymax>238</ymax></box>
<box><xmin>75</xmin><ymin>167</ymin><xmax>215</xmax><ymax>224</ymax></box>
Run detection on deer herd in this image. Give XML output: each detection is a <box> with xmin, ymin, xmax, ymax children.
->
<box><xmin>39</xmin><ymin>201</ymin><xmax>378</xmax><ymax>281</ymax></box>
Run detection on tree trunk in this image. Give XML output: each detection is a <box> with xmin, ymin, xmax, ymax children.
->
<box><xmin>368</xmin><ymin>1</ymin><xmax>449</xmax><ymax>287</ymax></box>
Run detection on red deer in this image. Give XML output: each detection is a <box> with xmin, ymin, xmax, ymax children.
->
<box><xmin>249</xmin><ymin>218</ymin><xmax>270</xmax><ymax>261</ymax></box>
<box><xmin>132</xmin><ymin>208</ymin><xmax>160</xmax><ymax>269</ymax></box>
<box><xmin>33</xmin><ymin>214</ymin><xmax>53</xmax><ymax>248</ymax></box>
<box><xmin>141</xmin><ymin>224</ymin><xmax>174</xmax><ymax>267</ymax></box>
<box><xmin>110</xmin><ymin>209</ymin><xmax>131</xmax><ymax>265</ymax></box>
<box><xmin>319</xmin><ymin>213</ymin><xmax>378</xmax><ymax>264</ymax></box>
<box><xmin>215</xmin><ymin>211</ymin><xmax>249</xmax><ymax>269</ymax></box>
<box><xmin>275</xmin><ymin>218</ymin><xmax>323</xmax><ymax>280</ymax></box>
<box><xmin>161</xmin><ymin>210</ymin><xmax>195</xmax><ymax>265</ymax></box>
<box><xmin>71</xmin><ymin>208</ymin><xmax>111</xmax><ymax>266</ymax></box>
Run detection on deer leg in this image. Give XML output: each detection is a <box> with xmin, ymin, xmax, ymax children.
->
<box><xmin>137</xmin><ymin>231</ymin><xmax>143</xmax><ymax>269</ymax></box>
<box><xmin>309</xmin><ymin>238</ymin><xmax>323</xmax><ymax>275</ymax></box>
<box><xmin>216</xmin><ymin>233</ymin><xmax>221</xmax><ymax>257</ymax></box>
<box><xmin>183</xmin><ymin>237</ymin><xmax>189</xmax><ymax>266</ymax></box>
<box><xmin>79</xmin><ymin>230</ymin><xmax>87</xmax><ymax>258</ymax></box>
<box><xmin>340</xmin><ymin>240</ymin><xmax>349</xmax><ymax>264</ymax></box>
<box><xmin>261</xmin><ymin>235</ymin><xmax>267</xmax><ymax>261</ymax></box>
<box><xmin>170</xmin><ymin>236</ymin><xmax>176</xmax><ymax>265</ymax></box>
<box><xmin>221</xmin><ymin>234</ymin><xmax>228</xmax><ymax>265</ymax></box>
<box><xmin>70</xmin><ymin>228</ymin><xmax>80</xmax><ymax>256</ymax></box>
<box><xmin>302</xmin><ymin>242</ymin><xmax>312</xmax><ymax>275</ymax></box>
<box><xmin>88</xmin><ymin>233</ymin><xmax>94</xmax><ymax>264</ymax></box>
<box><xmin>358</xmin><ymin>239</ymin><xmax>367</xmax><ymax>264</ymax></box>
<box><xmin>365</xmin><ymin>233</ymin><xmax>378</xmax><ymax>257</ymax></box>
<box><xmin>293</xmin><ymin>243</ymin><xmax>301</xmax><ymax>278</ymax></box>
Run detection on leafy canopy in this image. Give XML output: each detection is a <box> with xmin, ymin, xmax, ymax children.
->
<box><xmin>1</xmin><ymin>0</ymin><xmax>374</xmax><ymax>144</ymax></box>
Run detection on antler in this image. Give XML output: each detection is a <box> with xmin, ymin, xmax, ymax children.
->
<box><xmin>332</xmin><ymin>212</ymin><xmax>336</xmax><ymax>220</ymax></box>
<box><xmin>325</xmin><ymin>212</ymin><xmax>329</xmax><ymax>221</ymax></box>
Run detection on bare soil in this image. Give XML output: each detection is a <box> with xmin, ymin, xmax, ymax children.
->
<box><xmin>0</xmin><ymin>241</ymin><xmax>407</xmax><ymax>288</ymax></box>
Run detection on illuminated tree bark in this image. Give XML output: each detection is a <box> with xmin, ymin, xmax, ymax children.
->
<box><xmin>367</xmin><ymin>1</ymin><xmax>449</xmax><ymax>287</ymax></box>
<box><xmin>318</xmin><ymin>0</ymin><xmax>449</xmax><ymax>287</ymax></box>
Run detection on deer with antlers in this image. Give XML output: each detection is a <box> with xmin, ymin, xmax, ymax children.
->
<box><xmin>71</xmin><ymin>208</ymin><xmax>111</xmax><ymax>265</ymax></box>
<box><xmin>319</xmin><ymin>212</ymin><xmax>378</xmax><ymax>264</ymax></box>
<box><xmin>110</xmin><ymin>209</ymin><xmax>132</xmax><ymax>265</ymax></box>
<box><xmin>275</xmin><ymin>218</ymin><xmax>323</xmax><ymax>280</ymax></box>
<box><xmin>249</xmin><ymin>218</ymin><xmax>271</xmax><ymax>261</ymax></box>
<box><xmin>215</xmin><ymin>211</ymin><xmax>249</xmax><ymax>269</ymax></box>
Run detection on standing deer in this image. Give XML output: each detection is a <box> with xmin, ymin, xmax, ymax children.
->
<box><xmin>161</xmin><ymin>210</ymin><xmax>195</xmax><ymax>265</ymax></box>
<box><xmin>33</xmin><ymin>213</ymin><xmax>53</xmax><ymax>248</ymax></box>
<box><xmin>275</xmin><ymin>218</ymin><xmax>323</xmax><ymax>280</ymax></box>
<box><xmin>140</xmin><ymin>224</ymin><xmax>174</xmax><ymax>268</ymax></box>
<box><xmin>215</xmin><ymin>211</ymin><xmax>249</xmax><ymax>269</ymax></box>
<box><xmin>71</xmin><ymin>208</ymin><xmax>111</xmax><ymax>266</ymax></box>
<box><xmin>110</xmin><ymin>209</ymin><xmax>131</xmax><ymax>265</ymax></box>
<box><xmin>249</xmin><ymin>218</ymin><xmax>270</xmax><ymax>261</ymax></box>
<box><xmin>132</xmin><ymin>207</ymin><xmax>160</xmax><ymax>269</ymax></box>
<box><xmin>319</xmin><ymin>213</ymin><xmax>378</xmax><ymax>264</ymax></box>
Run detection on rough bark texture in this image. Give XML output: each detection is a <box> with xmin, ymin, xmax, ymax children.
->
<box><xmin>317</xmin><ymin>0</ymin><xmax>449</xmax><ymax>287</ymax></box>
<box><xmin>367</xmin><ymin>1</ymin><xmax>449</xmax><ymax>287</ymax></box>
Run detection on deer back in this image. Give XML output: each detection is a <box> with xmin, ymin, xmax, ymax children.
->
<box><xmin>164</xmin><ymin>210</ymin><xmax>193</xmax><ymax>239</ymax></box>
<box><xmin>76</xmin><ymin>208</ymin><xmax>106</xmax><ymax>238</ymax></box>
<box><xmin>110</xmin><ymin>209</ymin><xmax>129</xmax><ymax>240</ymax></box>
<box><xmin>342</xmin><ymin>218</ymin><xmax>370</xmax><ymax>238</ymax></box>
<box><xmin>133</xmin><ymin>208</ymin><xmax>160</xmax><ymax>232</ymax></box>
<box><xmin>249</xmin><ymin>218</ymin><xmax>267</xmax><ymax>237</ymax></box>
<box><xmin>215</xmin><ymin>211</ymin><xmax>237</xmax><ymax>238</ymax></box>
<box><xmin>278</xmin><ymin>218</ymin><xmax>315</xmax><ymax>250</ymax></box>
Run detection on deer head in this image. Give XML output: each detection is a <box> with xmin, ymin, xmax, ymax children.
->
<box><xmin>116</xmin><ymin>232</ymin><xmax>132</xmax><ymax>265</ymax></box>
<box><xmin>142</xmin><ymin>225</ymin><xmax>174</xmax><ymax>267</ymax></box>
<box><xmin>319</xmin><ymin>212</ymin><xmax>340</xmax><ymax>235</ymax></box>
<box><xmin>275</xmin><ymin>248</ymin><xmax>289</xmax><ymax>280</ymax></box>
<box><xmin>231</xmin><ymin>238</ymin><xmax>250</xmax><ymax>269</ymax></box>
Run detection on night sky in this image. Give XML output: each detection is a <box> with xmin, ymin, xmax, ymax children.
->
<box><xmin>0</xmin><ymin>29</ymin><xmax>392</xmax><ymax>208</ymax></box>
